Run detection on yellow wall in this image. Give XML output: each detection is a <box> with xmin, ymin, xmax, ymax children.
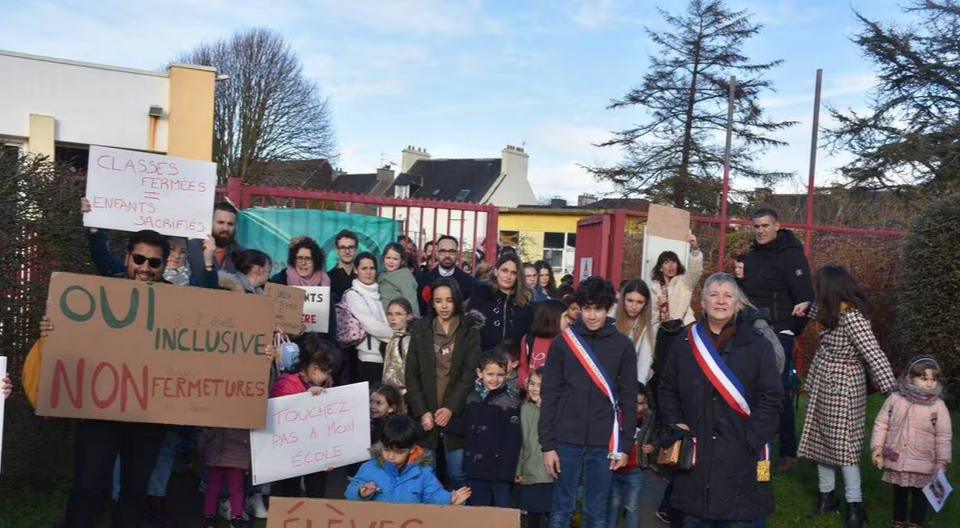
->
<box><xmin>166</xmin><ymin>65</ymin><xmax>215</xmax><ymax>161</ymax></box>
<box><xmin>27</xmin><ymin>114</ymin><xmax>55</xmax><ymax>159</ymax></box>
<box><xmin>499</xmin><ymin>210</ymin><xmax>590</xmax><ymax>266</ymax></box>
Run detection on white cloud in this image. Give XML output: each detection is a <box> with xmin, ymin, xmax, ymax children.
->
<box><xmin>533</xmin><ymin>122</ymin><xmax>615</xmax><ymax>153</ymax></box>
<box><xmin>528</xmin><ymin>160</ymin><xmax>615</xmax><ymax>202</ymax></box>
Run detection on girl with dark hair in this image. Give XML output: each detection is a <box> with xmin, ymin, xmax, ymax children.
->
<box><xmin>343</xmin><ymin>252</ymin><xmax>395</xmax><ymax>383</ymax></box>
<box><xmin>614</xmin><ymin>280</ymin><xmax>656</xmax><ymax>384</ymax></box>
<box><xmin>471</xmin><ymin>252</ymin><xmax>535</xmax><ymax>351</ymax></box>
<box><xmin>517</xmin><ymin>298</ymin><xmax>567</xmax><ymax>390</ymax></box>
<box><xmin>404</xmin><ymin>278</ymin><xmax>482</xmax><ymax>490</ymax></box>
<box><xmin>534</xmin><ymin>261</ymin><xmax>558</xmax><ymax>300</ymax></box>
<box><xmin>798</xmin><ymin>265</ymin><xmax>896</xmax><ymax>528</ymax></box>
<box><xmin>270</xmin><ymin>236</ymin><xmax>330</xmax><ymax>287</ymax></box>
<box><xmin>222</xmin><ymin>249</ymin><xmax>272</xmax><ymax>294</ymax></box>
<box><xmin>378</xmin><ymin>242</ymin><xmax>420</xmax><ymax>317</ymax></box>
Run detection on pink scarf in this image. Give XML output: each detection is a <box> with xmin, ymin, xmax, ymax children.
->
<box><xmin>285</xmin><ymin>266</ymin><xmax>330</xmax><ymax>287</ymax></box>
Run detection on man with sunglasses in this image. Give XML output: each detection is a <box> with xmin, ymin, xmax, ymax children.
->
<box><xmin>329</xmin><ymin>229</ymin><xmax>359</xmax><ymax>298</ymax></box>
<box><xmin>416</xmin><ymin>235</ymin><xmax>475</xmax><ymax>315</ymax></box>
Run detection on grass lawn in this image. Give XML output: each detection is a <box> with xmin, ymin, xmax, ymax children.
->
<box><xmin>769</xmin><ymin>393</ymin><xmax>958</xmax><ymax>527</ymax></box>
<box><xmin>0</xmin><ymin>480</ymin><xmax>71</xmax><ymax>528</ymax></box>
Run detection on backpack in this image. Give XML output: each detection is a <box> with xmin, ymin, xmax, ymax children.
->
<box><xmin>335</xmin><ymin>294</ymin><xmax>366</xmax><ymax>347</ymax></box>
<box><xmin>22</xmin><ymin>339</ymin><xmax>42</xmax><ymax>409</ymax></box>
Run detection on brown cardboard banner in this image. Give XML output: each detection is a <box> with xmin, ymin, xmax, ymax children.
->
<box><xmin>265</xmin><ymin>283</ymin><xmax>306</xmax><ymax>336</ymax></box>
<box><xmin>36</xmin><ymin>272</ymin><xmax>275</xmax><ymax>429</ymax></box>
<box><xmin>646</xmin><ymin>203</ymin><xmax>691</xmax><ymax>241</ymax></box>
<box><xmin>266</xmin><ymin>497</ymin><xmax>520</xmax><ymax>528</ymax></box>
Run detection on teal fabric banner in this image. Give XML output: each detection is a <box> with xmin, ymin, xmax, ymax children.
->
<box><xmin>237</xmin><ymin>208</ymin><xmax>398</xmax><ymax>273</ymax></box>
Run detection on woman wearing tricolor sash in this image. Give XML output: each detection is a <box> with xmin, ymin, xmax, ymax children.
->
<box><xmin>658</xmin><ymin>273</ymin><xmax>783</xmax><ymax>527</ymax></box>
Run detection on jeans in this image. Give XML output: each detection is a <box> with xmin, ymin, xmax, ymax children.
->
<box><xmin>778</xmin><ymin>333</ymin><xmax>797</xmax><ymax>458</ymax></box>
<box><xmin>682</xmin><ymin>518</ymin><xmax>755</xmax><ymax>528</ymax></box>
<box><xmin>606</xmin><ymin>469</ymin><xmax>643</xmax><ymax>528</ymax></box>
<box><xmin>424</xmin><ymin>440</ymin><xmax>467</xmax><ymax>490</ymax></box>
<box><xmin>111</xmin><ymin>430</ymin><xmax>180</xmax><ymax>500</ymax></box>
<box><xmin>469</xmin><ymin>479</ymin><xmax>512</xmax><ymax>507</ymax></box>
<box><xmin>818</xmin><ymin>464</ymin><xmax>862</xmax><ymax>502</ymax></box>
<box><xmin>65</xmin><ymin>419</ymin><xmax>166</xmax><ymax>528</ymax></box>
<box><xmin>549</xmin><ymin>442</ymin><xmax>613</xmax><ymax>528</ymax></box>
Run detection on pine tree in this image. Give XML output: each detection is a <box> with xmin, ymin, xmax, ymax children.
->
<box><xmin>590</xmin><ymin>0</ymin><xmax>795</xmax><ymax>213</ymax></box>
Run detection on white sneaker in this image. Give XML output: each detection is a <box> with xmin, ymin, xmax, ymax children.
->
<box><xmin>218</xmin><ymin>498</ymin><xmax>232</xmax><ymax>520</ymax></box>
<box><xmin>246</xmin><ymin>493</ymin><xmax>268</xmax><ymax>519</ymax></box>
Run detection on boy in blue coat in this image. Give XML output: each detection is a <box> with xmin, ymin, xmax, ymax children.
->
<box><xmin>347</xmin><ymin>415</ymin><xmax>471</xmax><ymax>505</ymax></box>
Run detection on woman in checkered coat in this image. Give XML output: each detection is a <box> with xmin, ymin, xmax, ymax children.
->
<box><xmin>798</xmin><ymin>265</ymin><xmax>896</xmax><ymax>528</ymax></box>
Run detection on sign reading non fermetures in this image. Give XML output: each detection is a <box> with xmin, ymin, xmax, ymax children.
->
<box><xmin>36</xmin><ymin>273</ymin><xmax>275</xmax><ymax>429</ymax></box>
<box><xmin>266</xmin><ymin>497</ymin><xmax>520</xmax><ymax>528</ymax></box>
<box><xmin>84</xmin><ymin>146</ymin><xmax>217</xmax><ymax>238</ymax></box>
<box><xmin>265</xmin><ymin>283</ymin><xmax>306</xmax><ymax>337</ymax></box>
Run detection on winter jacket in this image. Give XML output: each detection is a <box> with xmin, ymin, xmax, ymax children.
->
<box><xmin>627</xmin><ymin>320</ymin><xmax>656</xmax><ymax>384</ymax></box>
<box><xmin>469</xmin><ymin>283</ymin><xmax>535</xmax><ymax>351</ymax></box>
<box><xmin>199</xmin><ymin>427</ymin><xmax>251</xmax><ymax>470</ymax></box>
<box><xmin>539</xmin><ymin>318</ymin><xmax>639</xmax><ymax>452</ymax></box>
<box><xmin>516</xmin><ymin>401</ymin><xmax>553</xmax><ymax>485</ymax></box>
<box><xmin>346</xmin><ymin>445</ymin><xmax>451</xmax><ymax>505</ymax></box>
<box><xmin>404</xmin><ymin>313</ymin><xmax>483</xmax><ymax>451</ymax></box>
<box><xmin>739</xmin><ymin>229</ymin><xmax>815</xmax><ymax>334</ymax></box>
<box><xmin>648</xmin><ymin>250</ymin><xmax>704</xmax><ymax>326</ymax></box>
<box><xmin>378</xmin><ymin>267</ymin><xmax>421</xmax><ymax>317</ymax></box>
<box><xmin>328</xmin><ymin>265</ymin><xmax>357</xmax><ymax>299</ymax></box>
<box><xmin>86</xmin><ymin>229</ymin><xmax>218</xmax><ymax>288</ymax></box>
<box><xmin>417</xmin><ymin>267</ymin><xmax>475</xmax><ymax>316</ymax></box>
<box><xmin>518</xmin><ymin>334</ymin><xmax>553</xmax><ymax>390</ymax></box>
<box><xmin>270</xmin><ymin>372</ymin><xmax>314</xmax><ymax>398</ymax></box>
<box><xmin>446</xmin><ymin>384</ymin><xmax>522</xmax><ymax>483</ymax></box>
<box><xmin>658</xmin><ymin>320</ymin><xmax>783</xmax><ymax>521</ymax></box>
<box><xmin>871</xmin><ymin>392</ymin><xmax>952</xmax><ymax>476</ymax></box>
<box><xmin>738</xmin><ymin>305</ymin><xmax>785</xmax><ymax>374</ymax></box>
<box><xmin>382</xmin><ymin>332</ymin><xmax>412</xmax><ymax>394</ymax></box>
<box><xmin>343</xmin><ymin>280</ymin><xmax>395</xmax><ymax>364</ymax></box>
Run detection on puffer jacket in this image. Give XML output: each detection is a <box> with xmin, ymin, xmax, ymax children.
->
<box><xmin>346</xmin><ymin>445</ymin><xmax>451</xmax><ymax>505</ymax></box>
<box><xmin>648</xmin><ymin>249</ymin><xmax>704</xmax><ymax>326</ymax></box>
<box><xmin>871</xmin><ymin>392</ymin><xmax>953</xmax><ymax>475</ymax></box>
<box><xmin>199</xmin><ymin>427</ymin><xmax>250</xmax><ymax>470</ymax></box>
<box><xmin>382</xmin><ymin>331</ymin><xmax>412</xmax><ymax>394</ymax></box>
<box><xmin>378</xmin><ymin>267</ymin><xmax>421</xmax><ymax>317</ymax></box>
<box><xmin>739</xmin><ymin>229</ymin><xmax>815</xmax><ymax>334</ymax></box>
<box><xmin>469</xmin><ymin>283</ymin><xmax>535</xmax><ymax>351</ymax></box>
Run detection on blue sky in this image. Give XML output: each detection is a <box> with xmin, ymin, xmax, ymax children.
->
<box><xmin>0</xmin><ymin>0</ymin><xmax>907</xmax><ymax>203</ymax></box>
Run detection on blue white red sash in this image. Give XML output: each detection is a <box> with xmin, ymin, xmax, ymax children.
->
<box><xmin>561</xmin><ymin>327</ymin><xmax>621</xmax><ymax>455</ymax></box>
<box><xmin>688</xmin><ymin>323</ymin><xmax>751</xmax><ymax>418</ymax></box>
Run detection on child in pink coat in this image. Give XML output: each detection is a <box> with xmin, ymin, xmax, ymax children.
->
<box><xmin>871</xmin><ymin>356</ymin><xmax>952</xmax><ymax>528</ymax></box>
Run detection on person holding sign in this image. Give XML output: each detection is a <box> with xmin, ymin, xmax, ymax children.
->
<box><xmin>188</xmin><ymin>202</ymin><xmax>245</xmax><ymax>276</ymax></box>
<box><xmin>1</xmin><ymin>372</ymin><xmax>10</xmax><ymax>399</ymax></box>
<box><xmin>657</xmin><ymin>273</ymin><xmax>782</xmax><ymax>527</ymax></box>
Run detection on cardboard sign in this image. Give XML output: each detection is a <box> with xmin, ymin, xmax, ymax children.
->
<box><xmin>646</xmin><ymin>203</ymin><xmax>691</xmax><ymax>241</ymax></box>
<box><xmin>265</xmin><ymin>283</ymin><xmax>306</xmax><ymax>336</ymax></box>
<box><xmin>923</xmin><ymin>467</ymin><xmax>953</xmax><ymax>512</ymax></box>
<box><xmin>84</xmin><ymin>146</ymin><xmax>217</xmax><ymax>238</ymax></box>
<box><xmin>36</xmin><ymin>272</ymin><xmax>275</xmax><ymax>429</ymax></box>
<box><xmin>0</xmin><ymin>356</ymin><xmax>6</xmax><ymax>475</ymax></box>
<box><xmin>250</xmin><ymin>382</ymin><xmax>371</xmax><ymax>485</ymax></box>
<box><xmin>266</xmin><ymin>497</ymin><xmax>520</xmax><ymax>528</ymax></box>
<box><xmin>298</xmin><ymin>286</ymin><xmax>331</xmax><ymax>333</ymax></box>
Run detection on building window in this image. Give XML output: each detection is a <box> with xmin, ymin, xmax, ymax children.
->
<box><xmin>394</xmin><ymin>185</ymin><xmax>410</xmax><ymax>199</ymax></box>
<box><xmin>55</xmin><ymin>143</ymin><xmax>89</xmax><ymax>174</ymax></box>
<box><xmin>456</xmin><ymin>189</ymin><xmax>471</xmax><ymax>202</ymax></box>
<box><xmin>542</xmin><ymin>231</ymin><xmax>576</xmax><ymax>275</ymax></box>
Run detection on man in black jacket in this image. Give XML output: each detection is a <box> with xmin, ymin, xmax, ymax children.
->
<box><xmin>739</xmin><ymin>208</ymin><xmax>814</xmax><ymax>474</ymax></box>
<box><xmin>539</xmin><ymin>277</ymin><xmax>638</xmax><ymax>528</ymax></box>
<box><xmin>416</xmin><ymin>235</ymin><xmax>475</xmax><ymax>315</ymax></box>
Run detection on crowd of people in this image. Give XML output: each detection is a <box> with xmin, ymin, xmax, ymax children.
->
<box><xmin>1</xmin><ymin>204</ymin><xmax>952</xmax><ymax>528</ymax></box>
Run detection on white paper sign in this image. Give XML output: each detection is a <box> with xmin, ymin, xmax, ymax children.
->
<box><xmin>250</xmin><ymin>382</ymin><xmax>371</xmax><ymax>485</ymax></box>
<box><xmin>84</xmin><ymin>146</ymin><xmax>217</xmax><ymax>238</ymax></box>
<box><xmin>298</xmin><ymin>286</ymin><xmax>331</xmax><ymax>333</ymax></box>
<box><xmin>579</xmin><ymin>257</ymin><xmax>593</xmax><ymax>281</ymax></box>
<box><xmin>0</xmin><ymin>356</ymin><xmax>6</xmax><ymax>475</ymax></box>
<box><xmin>923</xmin><ymin>468</ymin><xmax>953</xmax><ymax>512</ymax></box>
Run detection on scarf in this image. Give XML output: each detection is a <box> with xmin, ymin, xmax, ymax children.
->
<box><xmin>898</xmin><ymin>379</ymin><xmax>942</xmax><ymax>406</ymax></box>
<box><xmin>474</xmin><ymin>378</ymin><xmax>490</xmax><ymax>400</ymax></box>
<box><xmin>236</xmin><ymin>272</ymin><xmax>263</xmax><ymax>295</ymax></box>
<box><xmin>433</xmin><ymin>316</ymin><xmax>459</xmax><ymax>356</ymax></box>
<box><xmin>706</xmin><ymin>320</ymin><xmax>737</xmax><ymax>350</ymax></box>
<box><xmin>659</xmin><ymin>282</ymin><xmax>670</xmax><ymax>323</ymax></box>
<box><xmin>163</xmin><ymin>265</ymin><xmax>191</xmax><ymax>286</ymax></box>
<box><xmin>285</xmin><ymin>266</ymin><xmax>330</xmax><ymax>287</ymax></box>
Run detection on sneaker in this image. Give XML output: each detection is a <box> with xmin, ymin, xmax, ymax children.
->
<box><xmin>202</xmin><ymin>514</ymin><xmax>217</xmax><ymax>528</ymax></box>
<box><xmin>230</xmin><ymin>515</ymin><xmax>250</xmax><ymax>528</ymax></box>
<box><xmin>246</xmin><ymin>493</ymin><xmax>268</xmax><ymax>519</ymax></box>
<box><xmin>656</xmin><ymin>510</ymin><xmax>671</xmax><ymax>524</ymax></box>
<box><xmin>218</xmin><ymin>498</ymin><xmax>232</xmax><ymax>520</ymax></box>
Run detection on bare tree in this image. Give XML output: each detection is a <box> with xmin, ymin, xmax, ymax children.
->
<box><xmin>177</xmin><ymin>28</ymin><xmax>337</xmax><ymax>185</ymax></box>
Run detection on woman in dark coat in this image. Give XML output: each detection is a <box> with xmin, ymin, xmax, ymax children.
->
<box><xmin>404</xmin><ymin>278</ymin><xmax>482</xmax><ymax>490</ymax></box>
<box><xmin>658</xmin><ymin>273</ymin><xmax>783</xmax><ymax>527</ymax></box>
<box><xmin>468</xmin><ymin>252</ymin><xmax>535</xmax><ymax>351</ymax></box>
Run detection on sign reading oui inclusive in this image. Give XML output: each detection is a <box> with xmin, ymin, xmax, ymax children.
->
<box><xmin>36</xmin><ymin>272</ymin><xmax>275</xmax><ymax>429</ymax></box>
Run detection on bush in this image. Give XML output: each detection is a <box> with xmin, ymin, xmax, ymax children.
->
<box><xmin>895</xmin><ymin>193</ymin><xmax>960</xmax><ymax>408</ymax></box>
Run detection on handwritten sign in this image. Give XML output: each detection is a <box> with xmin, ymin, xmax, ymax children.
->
<box><xmin>924</xmin><ymin>467</ymin><xmax>953</xmax><ymax>512</ymax></box>
<box><xmin>298</xmin><ymin>286</ymin><xmax>331</xmax><ymax>333</ymax></box>
<box><xmin>265</xmin><ymin>283</ymin><xmax>306</xmax><ymax>336</ymax></box>
<box><xmin>250</xmin><ymin>383</ymin><xmax>371</xmax><ymax>485</ymax></box>
<box><xmin>84</xmin><ymin>145</ymin><xmax>217</xmax><ymax>238</ymax></box>
<box><xmin>646</xmin><ymin>203</ymin><xmax>691</xmax><ymax>241</ymax></box>
<box><xmin>266</xmin><ymin>497</ymin><xmax>520</xmax><ymax>528</ymax></box>
<box><xmin>35</xmin><ymin>272</ymin><xmax>274</xmax><ymax>429</ymax></box>
<box><xmin>0</xmin><ymin>356</ymin><xmax>6</xmax><ymax>475</ymax></box>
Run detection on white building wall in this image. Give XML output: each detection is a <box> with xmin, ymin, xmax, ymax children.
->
<box><xmin>0</xmin><ymin>51</ymin><xmax>169</xmax><ymax>151</ymax></box>
<box><xmin>484</xmin><ymin>146</ymin><xmax>537</xmax><ymax>207</ymax></box>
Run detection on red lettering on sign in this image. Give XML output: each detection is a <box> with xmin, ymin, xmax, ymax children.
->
<box><xmin>51</xmin><ymin>358</ymin><xmax>85</xmax><ymax>409</ymax></box>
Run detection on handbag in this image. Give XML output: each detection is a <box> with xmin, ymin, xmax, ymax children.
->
<box><xmin>335</xmin><ymin>294</ymin><xmax>367</xmax><ymax>347</ymax></box>
<box><xmin>657</xmin><ymin>426</ymin><xmax>697</xmax><ymax>470</ymax></box>
<box><xmin>659</xmin><ymin>319</ymin><xmax>685</xmax><ymax>336</ymax></box>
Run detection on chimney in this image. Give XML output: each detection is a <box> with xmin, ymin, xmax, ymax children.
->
<box><xmin>550</xmin><ymin>198</ymin><xmax>568</xmax><ymax>208</ymax></box>
<box><xmin>578</xmin><ymin>193</ymin><xmax>598</xmax><ymax>207</ymax></box>
<box><xmin>401</xmin><ymin>146</ymin><xmax>430</xmax><ymax>172</ymax></box>
<box><xmin>376</xmin><ymin>166</ymin><xmax>395</xmax><ymax>183</ymax></box>
<box><xmin>331</xmin><ymin>168</ymin><xmax>346</xmax><ymax>181</ymax></box>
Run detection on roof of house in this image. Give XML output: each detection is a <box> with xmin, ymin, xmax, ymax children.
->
<box><xmin>257</xmin><ymin>159</ymin><xmax>383</xmax><ymax>194</ymax></box>
<box><xmin>384</xmin><ymin>158</ymin><xmax>503</xmax><ymax>202</ymax></box>
<box><xmin>516</xmin><ymin>197</ymin><xmax>651</xmax><ymax>212</ymax></box>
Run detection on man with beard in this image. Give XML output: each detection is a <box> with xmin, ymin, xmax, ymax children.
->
<box><xmin>189</xmin><ymin>202</ymin><xmax>245</xmax><ymax>276</ymax></box>
<box><xmin>416</xmin><ymin>235</ymin><xmax>475</xmax><ymax>315</ymax></box>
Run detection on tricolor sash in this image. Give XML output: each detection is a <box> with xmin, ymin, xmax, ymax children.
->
<box><xmin>688</xmin><ymin>323</ymin><xmax>751</xmax><ymax>417</ymax></box>
<box><xmin>561</xmin><ymin>327</ymin><xmax>621</xmax><ymax>456</ymax></box>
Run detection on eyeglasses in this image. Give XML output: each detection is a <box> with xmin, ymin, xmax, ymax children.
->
<box><xmin>295</xmin><ymin>256</ymin><xmax>313</xmax><ymax>262</ymax></box>
<box><xmin>131</xmin><ymin>254</ymin><xmax>163</xmax><ymax>269</ymax></box>
<box><xmin>337</xmin><ymin>245</ymin><xmax>357</xmax><ymax>252</ymax></box>
<box><xmin>437</xmin><ymin>249</ymin><xmax>457</xmax><ymax>255</ymax></box>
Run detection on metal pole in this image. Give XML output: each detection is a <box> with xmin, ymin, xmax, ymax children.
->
<box><xmin>804</xmin><ymin>69</ymin><xmax>823</xmax><ymax>258</ymax></box>
<box><xmin>717</xmin><ymin>76</ymin><xmax>736</xmax><ymax>270</ymax></box>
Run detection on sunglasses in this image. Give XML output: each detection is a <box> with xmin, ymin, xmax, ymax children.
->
<box><xmin>131</xmin><ymin>253</ymin><xmax>163</xmax><ymax>269</ymax></box>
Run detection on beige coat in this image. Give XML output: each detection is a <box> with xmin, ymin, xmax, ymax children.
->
<box><xmin>647</xmin><ymin>249</ymin><xmax>704</xmax><ymax>325</ymax></box>
<box><xmin>871</xmin><ymin>392</ymin><xmax>952</xmax><ymax>475</ymax></box>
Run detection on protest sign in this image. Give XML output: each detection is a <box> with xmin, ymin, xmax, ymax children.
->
<box><xmin>298</xmin><ymin>286</ymin><xmax>331</xmax><ymax>333</ymax></box>
<box><xmin>251</xmin><ymin>382</ymin><xmax>371</xmax><ymax>485</ymax></box>
<box><xmin>646</xmin><ymin>203</ymin><xmax>691</xmax><ymax>241</ymax></box>
<box><xmin>0</xmin><ymin>356</ymin><xmax>6</xmax><ymax>474</ymax></box>
<box><xmin>35</xmin><ymin>272</ymin><xmax>274</xmax><ymax>429</ymax></box>
<box><xmin>84</xmin><ymin>145</ymin><xmax>217</xmax><ymax>238</ymax></box>
<box><xmin>266</xmin><ymin>497</ymin><xmax>520</xmax><ymax>528</ymax></box>
<box><xmin>923</xmin><ymin>467</ymin><xmax>953</xmax><ymax>512</ymax></box>
<box><xmin>265</xmin><ymin>283</ymin><xmax>306</xmax><ymax>336</ymax></box>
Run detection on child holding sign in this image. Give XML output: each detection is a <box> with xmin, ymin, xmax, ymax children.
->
<box><xmin>347</xmin><ymin>414</ymin><xmax>471</xmax><ymax>505</ymax></box>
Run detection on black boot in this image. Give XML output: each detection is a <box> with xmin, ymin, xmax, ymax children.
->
<box><xmin>809</xmin><ymin>491</ymin><xmax>840</xmax><ymax>517</ymax></box>
<box><xmin>845</xmin><ymin>501</ymin><xmax>868</xmax><ymax>528</ymax></box>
